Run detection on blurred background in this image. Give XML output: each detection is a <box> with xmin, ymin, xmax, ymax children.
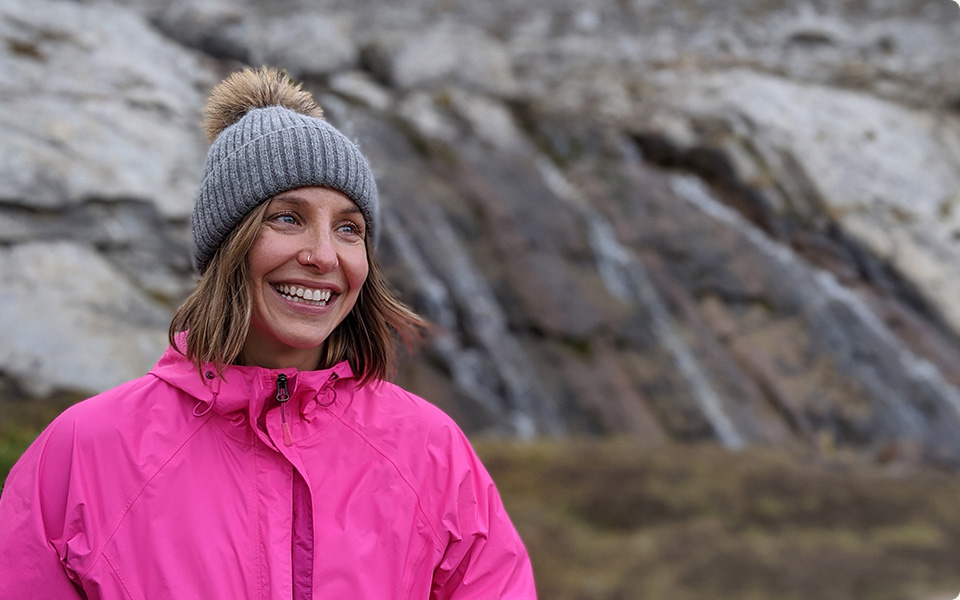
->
<box><xmin>3</xmin><ymin>0</ymin><xmax>960</xmax><ymax>597</ymax></box>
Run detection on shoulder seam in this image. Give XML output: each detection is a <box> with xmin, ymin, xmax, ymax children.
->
<box><xmin>80</xmin><ymin>412</ymin><xmax>215</xmax><ymax>579</ymax></box>
<box><xmin>328</xmin><ymin>410</ymin><xmax>447</xmax><ymax>546</ymax></box>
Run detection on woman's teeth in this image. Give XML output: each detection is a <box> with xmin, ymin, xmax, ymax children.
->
<box><xmin>275</xmin><ymin>284</ymin><xmax>332</xmax><ymax>305</ymax></box>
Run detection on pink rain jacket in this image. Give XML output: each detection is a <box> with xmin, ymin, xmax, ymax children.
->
<box><xmin>0</xmin><ymin>344</ymin><xmax>536</xmax><ymax>599</ymax></box>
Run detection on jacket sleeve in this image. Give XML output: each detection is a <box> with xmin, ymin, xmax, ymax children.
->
<box><xmin>429</xmin><ymin>427</ymin><xmax>537</xmax><ymax>600</ymax></box>
<box><xmin>0</xmin><ymin>416</ymin><xmax>88</xmax><ymax>599</ymax></box>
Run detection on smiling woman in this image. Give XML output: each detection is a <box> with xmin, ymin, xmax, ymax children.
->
<box><xmin>0</xmin><ymin>68</ymin><xmax>537</xmax><ymax>599</ymax></box>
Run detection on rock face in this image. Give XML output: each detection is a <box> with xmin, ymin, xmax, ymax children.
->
<box><xmin>640</xmin><ymin>68</ymin><xmax>960</xmax><ymax>338</ymax></box>
<box><xmin>0</xmin><ymin>242</ymin><xmax>170</xmax><ymax>397</ymax></box>
<box><xmin>0</xmin><ymin>0</ymin><xmax>210</xmax><ymax>216</ymax></box>
<box><xmin>363</xmin><ymin>22</ymin><xmax>518</xmax><ymax>95</ymax></box>
<box><xmin>4</xmin><ymin>0</ymin><xmax>960</xmax><ymax>465</ymax></box>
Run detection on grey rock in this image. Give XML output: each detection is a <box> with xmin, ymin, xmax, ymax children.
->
<box><xmin>446</xmin><ymin>89</ymin><xmax>528</xmax><ymax>152</ymax></box>
<box><xmin>395</xmin><ymin>87</ymin><xmax>530</xmax><ymax>152</ymax></box>
<box><xmin>0</xmin><ymin>242</ymin><xmax>169</xmax><ymax>398</ymax></box>
<box><xmin>149</xmin><ymin>0</ymin><xmax>250</xmax><ymax>61</ymax></box>
<box><xmin>644</xmin><ymin>68</ymin><xmax>960</xmax><ymax>335</ymax></box>
<box><xmin>248</xmin><ymin>13</ymin><xmax>359</xmax><ymax>77</ymax></box>
<box><xmin>395</xmin><ymin>92</ymin><xmax>460</xmax><ymax>146</ymax></box>
<box><xmin>364</xmin><ymin>22</ymin><xmax>518</xmax><ymax>96</ymax></box>
<box><xmin>329</xmin><ymin>71</ymin><xmax>393</xmax><ymax>112</ymax></box>
<box><xmin>0</xmin><ymin>0</ymin><xmax>211</xmax><ymax>217</ymax></box>
<box><xmin>0</xmin><ymin>201</ymin><xmax>192</xmax><ymax>302</ymax></box>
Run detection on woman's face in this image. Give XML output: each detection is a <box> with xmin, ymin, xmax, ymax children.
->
<box><xmin>240</xmin><ymin>186</ymin><xmax>369</xmax><ymax>371</ymax></box>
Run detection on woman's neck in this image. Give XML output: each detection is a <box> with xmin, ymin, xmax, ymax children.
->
<box><xmin>236</xmin><ymin>343</ymin><xmax>322</xmax><ymax>372</ymax></box>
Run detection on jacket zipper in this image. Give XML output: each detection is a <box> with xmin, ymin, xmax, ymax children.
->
<box><xmin>276</xmin><ymin>374</ymin><xmax>294</xmax><ymax>446</ymax></box>
<box><xmin>276</xmin><ymin>373</ymin><xmax>312</xmax><ymax>597</ymax></box>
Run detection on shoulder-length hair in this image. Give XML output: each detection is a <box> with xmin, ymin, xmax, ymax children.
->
<box><xmin>168</xmin><ymin>199</ymin><xmax>426</xmax><ymax>385</ymax></box>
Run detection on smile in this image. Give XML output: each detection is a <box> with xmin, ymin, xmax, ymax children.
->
<box><xmin>273</xmin><ymin>284</ymin><xmax>333</xmax><ymax>306</ymax></box>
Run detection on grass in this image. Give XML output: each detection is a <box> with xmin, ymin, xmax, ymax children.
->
<box><xmin>3</xmin><ymin>402</ymin><xmax>960</xmax><ymax>599</ymax></box>
<box><xmin>474</xmin><ymin>438</ymin><xmax>960</xmax><ymax>600</ymax></box>
<box><xmin>0</xmin><ymin>396</ymin><xmax>79</xmax><ymax>489</ymax></box>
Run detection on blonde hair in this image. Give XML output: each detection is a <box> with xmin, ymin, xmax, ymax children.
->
<box><xmin>169</xmin><ymin>203</ymin><xmax>425</xmax><ymax>385</ymax></box>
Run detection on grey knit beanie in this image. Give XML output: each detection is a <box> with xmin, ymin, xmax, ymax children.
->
<box><xmin>192</xmin><ymin>68</ymin><xmax>378</xmax><ymax>273</ymax></box>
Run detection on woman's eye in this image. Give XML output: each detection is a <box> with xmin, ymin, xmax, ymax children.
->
<box><xmin>338</xmin><ymin>222</ymin><xmax>363</xmax><ymax>236</ymax></box>
<box><xmin>273</xmin><ymin>214</ymin><xmax>297</xmax><ymax>225</ymax></box>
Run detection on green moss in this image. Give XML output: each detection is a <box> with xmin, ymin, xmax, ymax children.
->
<box><xmin>0</xmin><ymin>422</ymin><xmax>41</xmax><ymax>488</ymax></box>
<box><xmin>0</xmin><ymin>396</ymin><xmax>78</xmax><ymax>489</ymax></box>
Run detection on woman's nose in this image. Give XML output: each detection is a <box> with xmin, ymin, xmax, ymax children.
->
<box><xmin>299</xmin><ymin>234</ymin><xmax>339</xmax><ymax>271</ymax></box>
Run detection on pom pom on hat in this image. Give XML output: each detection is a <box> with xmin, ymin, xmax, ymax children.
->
<box><xmin>202</xmin><ymin>67</ymin><xmax>323</xmax><ymax>142</ymax></box>
<box><xmin>192</xmin><ymin>67</ymin><xmax>379</xmax><ymax>273</ymax></box>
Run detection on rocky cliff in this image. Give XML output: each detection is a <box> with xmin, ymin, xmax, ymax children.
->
<box><xmin>4</xmin><ymin>0</ymin><xmax>960</xmax><ymax>464</ymax></box>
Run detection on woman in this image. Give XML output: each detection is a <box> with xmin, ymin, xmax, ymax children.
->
<box><xmin>0</xmin><ymin>68</ymin><xmax>536</xmax><ymax>599</ymax></box>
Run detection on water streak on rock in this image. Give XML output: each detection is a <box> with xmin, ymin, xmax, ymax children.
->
<box><xmin>670</xmin><ymin>174</ymin><xmax>960</xmax><ymax>441</ymax></box>
<box><xmin>537</xmin><ymin>157</ymin><xmax>747</xmax><ymax>450</ymax></box>
<box><xmin>384</xmin><ymin>207</ymin><xmax>565</xmax><ymax>437</ymax></box>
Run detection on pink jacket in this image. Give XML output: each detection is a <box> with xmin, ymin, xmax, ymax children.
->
<box><xmin>0</xmin><ymin>344</ymin><xmax>536</xmax><ymax>599</ymax></box>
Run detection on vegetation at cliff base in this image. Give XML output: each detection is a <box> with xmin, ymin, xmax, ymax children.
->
<box><xmin>476</xmin><ymin>438</ymin><xmax>960</xmax><ymax>600</ymax></box>
<box><xmin>0</xmin><ymin>397</ymin><xmax>77</xmax><ymax>486</ymax></box>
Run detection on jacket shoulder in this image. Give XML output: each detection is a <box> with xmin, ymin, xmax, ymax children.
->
<box><xmin>345</xmin><ymin>381</ymin><xmax>469</xmax><ymax>456</ymax></box>
<box><xmin>48</xmin><ymin>372</ymin><xmax>197</xmax><ymax>448</ymax></box>
<box><xmin>340</xmin><ymin>381</ymin><xmax>491</xmax><ymax>511</ymax></box>
<box><xmin>2</xmin><ymin>372</ymin><xmax>204</xmax><ymax>573</ymax></box>
<box><xmin>339</xmin><ymin>382</ymin><xmax>535</xmax><ymax>597</ymax></box>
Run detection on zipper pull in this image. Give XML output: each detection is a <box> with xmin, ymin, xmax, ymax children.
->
<box><xmin>276</xmin><ymin>374</ymin><xmax>294</xmax><ymax>446</ymax></box>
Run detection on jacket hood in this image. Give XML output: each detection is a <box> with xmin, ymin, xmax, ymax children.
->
<box><xmin>151</xmin><ymin>334</ymin><xmax>356</xmax><ymax>427</ymax></box>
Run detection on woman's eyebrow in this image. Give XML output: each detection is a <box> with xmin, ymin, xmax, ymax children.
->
<box><xmin>338</xmin><ymin>205</ymin><xmax>363</xmax><ymax>217</ymax></box>
<box><xmin>270</xmin><ymin>194</ymin><xmax>363</xmax><ymax>218</ymax></box>
<box><xmin>269</xmin><ymin>194</ymin><xmax>308</xmax><ymax>207</ymax></box>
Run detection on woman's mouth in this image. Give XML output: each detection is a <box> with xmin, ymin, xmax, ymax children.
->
<box><xmin>273</xmin><ymin>284</ymin><xmax>333</xmax><ymax>306</ymax></box>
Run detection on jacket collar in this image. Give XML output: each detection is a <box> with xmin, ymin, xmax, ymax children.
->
<box><xmin>150</xmin><ymin>335</ymin><xmax>356</xmax><ymax>425</ymax></box>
